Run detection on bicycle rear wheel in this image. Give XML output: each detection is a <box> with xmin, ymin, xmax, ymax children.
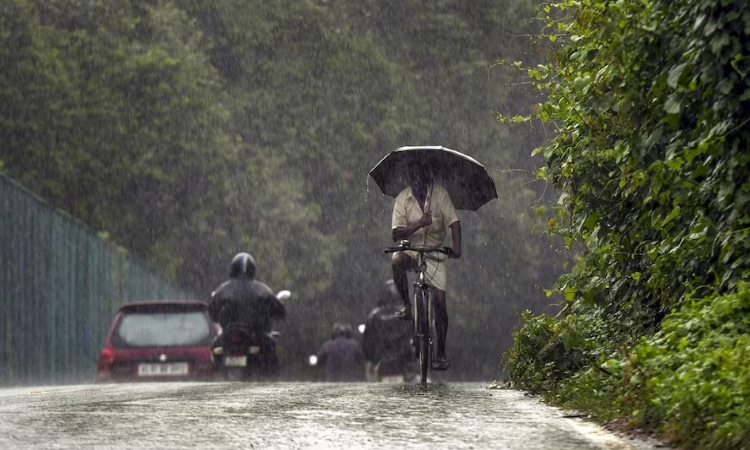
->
<box><xmin>415</xmin><ymin>288</ymin><xmax>430</xmax><ymax>384</ymax></box>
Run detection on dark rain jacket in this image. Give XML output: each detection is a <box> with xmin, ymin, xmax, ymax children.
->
<box><xmin>208</xmin><ymin>277</ymin><xmax>286</xmax><ymax>333</ymax></box>
<box><xmin>317</xmin><ymin>337</ymin><xmax>365</xmax><ymax>382</ymax></box>
<box><xmin>362</xmin><ymin>304</ymin><xmax>413</xmax><ymax>364</ymax></box>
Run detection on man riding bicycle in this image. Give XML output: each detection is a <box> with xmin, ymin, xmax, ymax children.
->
<box><xmin>390</xmin><ymin>165</ymin><xmax>461</xmax><ymax>370</ymax></box>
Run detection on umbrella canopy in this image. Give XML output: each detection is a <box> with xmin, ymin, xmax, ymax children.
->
<box><xmin>369</xmin><ymin>146</ymin><xmax>498</xmax><ymax>211</ymax></box>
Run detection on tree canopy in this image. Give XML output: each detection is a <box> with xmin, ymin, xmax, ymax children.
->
<box><xmin>0</xmin><ymin>0</ymin><xmax>556</xmax><ymax>379</ymax></box>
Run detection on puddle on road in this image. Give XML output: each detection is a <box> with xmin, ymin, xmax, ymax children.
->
<box><xmin>0</xmin><ymin>382</ymin><xmax>649</xmax><ymax>449</ymax></box>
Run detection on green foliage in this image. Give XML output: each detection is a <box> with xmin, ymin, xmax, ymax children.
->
<box><xmin>0</xmin><ymin>0</ymin><xmax>556</xmax><ymax>379</ymax></box>
<box><xmin>505</xmin><ymin>0</ymin><xmax>750</xmax><ymax>446</ymax></box>
<box><xmin>532</xmin><ymin>0</ymin><xmax>750</xmax><ymax>324</ymax></box>
<box><xmin>0</xmin><ymin>0</ymin><xmax>238</xmax><ymax>286</ymax></box>
<box><xmin>626</xmin><ymin>285</ymin><xmax>750</xmax><ymax>449</ymax></box>
<box><xmin>507</xmin><ymin>306</ymin><xmax>609</xmax><ymax>392</ymax></box>
<box><xmin>506</xmin><ymin>311</ymin><xmax>559</xmax><ymax>392</ymax></box>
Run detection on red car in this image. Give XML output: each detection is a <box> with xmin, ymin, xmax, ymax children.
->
<box><xmin>97</xmin><ymin>301</ymin><xmax>218</xmax><ymax>382</ymax></box>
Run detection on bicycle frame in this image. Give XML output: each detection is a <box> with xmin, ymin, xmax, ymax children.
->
<box><xmin>385</xmin><ymin>240</ymin><xmax>451</xmax><ymax>384</ymax></box>
<box><xmin>413</xmin><ymin>251</ymin><xmax>433</xmax><ymax>384</ymax></box>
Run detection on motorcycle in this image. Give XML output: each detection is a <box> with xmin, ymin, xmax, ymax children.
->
<box><xmin>213</xmin><ymin>290</ymin><xmax>290</xmax><ymax>381</ymax></box>
<box><xmin>359</xmin><ymin>322</ymin><xmax>415</xmax><ymax>383</ymax></box>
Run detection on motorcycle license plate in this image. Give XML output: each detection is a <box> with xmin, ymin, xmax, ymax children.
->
<box><xmin>138</xmin><ymin>362</ymin><xmax>189</xmax><ymax>376</ymax></box>
<box><xmin>225</xmin><ymin>355</ymin><xmax>247</xmax><ymax>367</ymax></box>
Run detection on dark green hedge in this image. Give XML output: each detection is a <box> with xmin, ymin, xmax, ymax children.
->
<box><xmin>504</xmin><ymin>0</ymin><xmax>750</xmax><ymax>447</ymax></box>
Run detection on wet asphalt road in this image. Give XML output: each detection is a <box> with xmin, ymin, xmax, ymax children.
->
<box><xmin>0</xmin><ymin>382</ymin><xmax>664</xmax><ymax>449</ymax></box>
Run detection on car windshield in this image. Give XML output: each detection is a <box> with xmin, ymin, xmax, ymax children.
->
<box><xmin>115</xmin><ymin>311</ymin><xmax>211</xmax><ymax>348</ymax></box>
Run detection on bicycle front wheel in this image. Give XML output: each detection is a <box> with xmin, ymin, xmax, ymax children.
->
<box><xmin>415</xmin><ymin>288</ymin><xmax>430</xmax><ymax>384</ymax></box>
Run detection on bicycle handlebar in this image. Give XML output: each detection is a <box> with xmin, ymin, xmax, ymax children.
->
<box><xmin>384</xmin><ymin>245</ymin><xmax>453</xmax><ymax>256</ymax></box>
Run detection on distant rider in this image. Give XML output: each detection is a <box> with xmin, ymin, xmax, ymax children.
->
<box><xmin>209</xmin><ymin>253</ymin><xmax>287</xmax><ymax>371</ymax></box>
<box><xmin>362</xmin><ymin>280</ymin><xmax>415</xmax><ymax>381</ymax></box>
<box><xmin>315</xmin><ymin>323</ymin><xmax>365</xmax><ymax>382</ymax></box>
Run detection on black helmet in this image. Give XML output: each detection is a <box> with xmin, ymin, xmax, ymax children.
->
<box><xmin>230</xmin><ymin>252</ymin><xmax>256</xmax><ymax>279</ymax></box>
<box><xmin>331</xmin><ymin>322</ymin><xmax>353</xmax><ymax>339</ymax></box>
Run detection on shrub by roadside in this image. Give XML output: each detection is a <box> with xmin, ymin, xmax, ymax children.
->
<box><xmin>502</xmin><ymin>0</ymin><xmax>750</xmax><ymax>447</ymax></box>
<box><xmin>508</xmin><ymin>284</ymin><xmax>750</xmax><ymax>450</ymax></box>
<box><xmin>627</xmin><ymin>285</ymin><xmax>750</xmax><ymax>449</ymax></box>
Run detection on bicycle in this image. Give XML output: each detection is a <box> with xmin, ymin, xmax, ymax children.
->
<box><xmin>385</xmin><ymin>240</ymin><xmax>452</xmax><ymax>385</ymax></box>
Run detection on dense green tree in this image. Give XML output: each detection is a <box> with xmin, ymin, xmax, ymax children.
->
<box><xmin>1</xmin><ymin>0</ymin><xmax>558</xmax><ymax>379</ymax></box>
<box><xmin>0</xmin><ymin>0</ymin><xmax>238</xmax><ymax>285</ymax></box>
<box><xmin>505</xmin><ymin>0</ymin><xmax>750</xmax><ymax>446</ymax></box>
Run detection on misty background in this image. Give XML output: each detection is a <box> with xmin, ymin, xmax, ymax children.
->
<box><xmin>0</xmin><ymin>0</ymin><xmax>565</xmax><ymax>382</ymax></box>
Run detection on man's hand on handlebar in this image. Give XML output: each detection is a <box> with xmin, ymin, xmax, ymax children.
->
<box><xmin>445</xmin><ymin>247</ymin><xmax>461</xmax><ymax>259</ymax></box>
<box><xmin>384</xmin><ymin>244</ymin><xmax>459</xmax><ymax>258</ymax></box>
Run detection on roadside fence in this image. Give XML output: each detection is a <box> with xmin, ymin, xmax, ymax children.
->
<box><xmin>0</xmin><ymin>173</ymin><xmax>188</xmax><ymax>385</ymax></box>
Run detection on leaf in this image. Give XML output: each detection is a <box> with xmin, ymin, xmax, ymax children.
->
<box><xmin>710</xmin><ymin>33</ymin><xmax>730</xmax><ymax>55</ymax></box>
<box><xmin>730</xmin><ymin>55</ymin><xmax>750</xmax><ymax>78</ymax></box>
<box><xmin>664</xmin><ymin>94</ymin><xmax>682</xmax><ymax>114</ymax></box>
<box><xmin>685</xmin><ymin>143</ymin><xmax>707</xmax><ymax>163</ymax></box>
<box><xmin>563</xmin><ymin>287</ymin><xmax>577</xmax><ymax>301</ymax></box>
<box><xmin>693</xmin><ymin>14</ymin><xmax>706</xmax><ymax>31</ymax></box>
<box><xmin>666</xmin><ymin>113</ymin><xmax>681</xmax><ymax>128</ymax></box>
<box><xmin>668</xmin><ymin>63</ymin><xmax>688</xmax><ymax>89</ymax></box>
<box><xmin>717</xmin><ymin>77</ymin><xmax>734</xmax><ymax>95</ymax></box>
<box><xmin>582</xmin><ymin>212</ymin><xmax>601</xmax><ymax>232</ymax></box>
<box><xmin>663</xmin><ymin>206</ymin><xmax>681</xmax><ymax>226</ymax></box>
<box><xmin>645</xmin><ymin>127</ymin><xmax>664</xmax><ymax>149</ymax></box>
<box><xmin>704</xmin><ymin>18</ymin><xmax>718</xmax><ymax>36</ymax></box>
<box><xmin>688</xmin><ymin>226</ymin><xmax>707</xmax><ymax>240</ymax></box>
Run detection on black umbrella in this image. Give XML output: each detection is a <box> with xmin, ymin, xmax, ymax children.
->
<box><xmin>369</xmin><ymin>146</ymin><xmax>498</xmax><ymax>211</ymax></box>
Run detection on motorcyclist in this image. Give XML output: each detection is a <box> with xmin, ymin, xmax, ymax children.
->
<box><xmin>315</xmin><ymin>323</ymin><xmax>365</xmax><ymax>382</ymax></box>
<box><xmin>209</xmin><ymin>252</ymin><xmax>286</xmax><ymax>373</ymax></box>
<box><xmin>362</xmin><ymin>280</ymin><xmax>415</xmax><ymax>382</ymax></box>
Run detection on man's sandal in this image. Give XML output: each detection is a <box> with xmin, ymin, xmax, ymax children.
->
<box><xmin>432</xmin><ymin>357</ymin><xmax>451</xmax><ymax>371</ymax></box>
